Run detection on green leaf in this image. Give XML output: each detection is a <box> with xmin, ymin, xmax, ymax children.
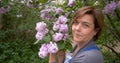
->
<box><xmin>33</xmin><ymin>40</ymin><xmax>39</xmax><ymax>44</ymax></box>
<box><xmin>65</xmin><ymin>41</ymin><xmax>73</xmax><ymax>51</ymax></box>
<box><xmin>65</xmin><ymin>8</ymin><xmax>71</xmax><ymax>11</ymax></box>
<box><xmin>43</xmin><ymin>35</ymin><xmax>51</xmax><ymax>43</ymax></box>
<box><xmin>57</xmin><ymin>41</ymin><xmax>65</xmax><ymax>50</ymax></box>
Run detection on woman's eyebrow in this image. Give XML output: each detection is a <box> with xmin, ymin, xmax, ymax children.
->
<box><xmin>81</xmin><ymin>21</ymin><xmax>91</xmax><ymax>25</ymax></box>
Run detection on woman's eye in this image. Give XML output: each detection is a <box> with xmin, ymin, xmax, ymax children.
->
<box><xmin>83</xmin><ymin>23</ymin><xmax>89</xmax><ymax>28</ymax></box>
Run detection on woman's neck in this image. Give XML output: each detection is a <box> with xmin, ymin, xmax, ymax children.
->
<box><xmin>73</xmin><ymin>40</ymin><xmax>91</xmax><ymax>55</ymax></box>
<box><xmin>77</xmin><ymin>41</ymin><xmax>89</xmax><ymax>49</ymax></box>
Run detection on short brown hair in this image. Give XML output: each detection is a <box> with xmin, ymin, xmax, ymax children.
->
<box><xmin>72</xmin><ymin>6</ymin><xmax>104</xmax><ymax>41</ymax></box>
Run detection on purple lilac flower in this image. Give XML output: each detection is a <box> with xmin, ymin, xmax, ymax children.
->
<box><xmin>0</xmin><ymin>7</ymin><xmax>9</xmax><ymax>14</ymax></box>
<box><xmin>40</xmin><ymin>13</ymin><xmax>46</xmax><ymax>19</ymax></box>
<box><xmin>35</xmin><ymin>32</ymin><xmax>44</xmax><ymax>41</ymax></box>
<box><xmin>38</xmin><ymin>44</ymin><xmax>48</xmax><ymax>58</ymax></box>
<box><xmin>117</xmin><ymin>1</ymin><xmax>120</xmax><ymax>9</ymax></box>
<box><xmin>40</xmin><ymin>9</ymin><xmax>48</xmax><ymax>19</ymax></box>
<box><xmin>56</xmin><ymin>8</ymin><xmax>63</xmax><ymax>15</ymax></box>
<box><xmin>68</xmin><ymin>0</ymin><xmax>75</xmax><ymax>7</ymax></box>
<box><xmin>104</xmin><ymin>1</ymin><xmax>117</xmax><ymax>14</ymax></box>
<box><xmin>44</xmin><ymin>28</ymin><xmax>49</xmax><ymax>34</ymax></box>
<box><xmin>35</xmin><ymin>22</ymin><xmax>48</xmax><ymax>41</ymax></box>
<box><xmin>53</xmin><ymin>22</ymin><xmax>60</xmax><ymax>31</ymax></box>
<box><xmin>57</xmin><ymin>15</ymin><xmax>67</xmax><ymax>24</ymax></box>
<box><xmin>47</xmin><ymin>42</ymin><xmax>58</xmax><ymax>53</ymax></box>
<box><xmin>39</xmin><ymin>28</ymin><xmax>49</xmax><ymax>35</ymax></box>
<box><xmin>65</xmin><ymin>12</ymin><xmax>69</xmax><ymax>17</ymax></box>
<box><xmin>36</xmin><ymin>22</ymin><xmax>47</xmax><ymax>32</ymax></box>
<box><xmin>53</xmin><ymin>32</ymin><xmax>63</xmax><ymax>42</ymax></box>
<box><xmin>59</xmin><ymin>24</ymin><xmax>68</xmax><ymax>33</ymax></box>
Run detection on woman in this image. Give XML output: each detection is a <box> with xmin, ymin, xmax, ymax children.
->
<box><xmin>49</xmin><ymin>6</ymin><xmax>104</xmax><ymax>63</ymax></box>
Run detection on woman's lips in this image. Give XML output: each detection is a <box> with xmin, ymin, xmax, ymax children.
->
<box><xmin>73</xmin><ymin>34</ymin><xmax>82</xmax><ymax>39</ymax></box>
<box><xmin>74</xmin><ymin>33</ymin><xmax>82</xmax><ymax>36</ymax></box>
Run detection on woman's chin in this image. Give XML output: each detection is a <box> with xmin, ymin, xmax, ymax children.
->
<box><xmin>73</xmin><ymin>37</ymin><xmax>84</xmax><ymax>43</ymax></box>
<box><xmin>73</xmin><ymin>39</ymin><xmax>81</xmax><ymax>43</ymax></box>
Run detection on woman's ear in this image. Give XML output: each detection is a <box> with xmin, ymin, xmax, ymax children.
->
<box><xmin>94</xmin><ymin>28</ymin><xmax>100</xmax><ymax>35</ymax></box>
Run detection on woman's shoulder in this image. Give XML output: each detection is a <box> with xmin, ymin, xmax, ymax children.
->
<box><xmin>73</xmin><ymin>50</ymin><xmax>104</xmax><ymax>63</ymax></box>
<box><xmin>82</xmin><ymin>49</ymin><xmax>103</xmax><ymax>58</ymax></box>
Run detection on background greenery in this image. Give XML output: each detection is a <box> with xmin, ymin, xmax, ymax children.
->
<box><xmin>0</xmin><ymin>0</ymin><xmax>120</xmax><ymax>63</ymax></box>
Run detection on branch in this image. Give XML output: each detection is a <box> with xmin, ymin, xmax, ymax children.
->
<box><xmin>102</xmin><ymin>44</ymin><xmax>120</xmax><ymax>58</ymax></box>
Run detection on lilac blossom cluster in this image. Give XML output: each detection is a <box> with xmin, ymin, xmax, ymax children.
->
<box><xmin>53</xmin><ymin>15</ymin><xmax>69</xmax><ymax>42</ymax></box>
<box><xmin>35</xmin><ymin>22</ymin><xmax>48</xmax><ymax>41</ymax></box>
<box><xmin>104</xmin><ymin>1</ymin><xmax>120</xmax><ymax>15</ymax></box>
<box><xmin>36</xmin><ymin>22</ymin><xmax>58</xmax><ymax>58</ymax></box>
<box><xmin>38</xmin><ymin>42</ymin><xmax>58</xmax><ymax>58</ymax></box>
<box><xmin>36</xmin><ymin>14</ymin><xmax>69</xmax><ymax>58</ymax></box>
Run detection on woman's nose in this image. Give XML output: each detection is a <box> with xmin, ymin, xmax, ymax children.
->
<box><xmin>75</xmin><ymin>24</ymin><xmax>81</xmax><ymax>31</ymax></box>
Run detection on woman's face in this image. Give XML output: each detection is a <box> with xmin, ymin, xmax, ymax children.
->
<box><xmin>72</xmin><ymin>14</ymin><xmax>97</xmax><ymax>43</ymax></box>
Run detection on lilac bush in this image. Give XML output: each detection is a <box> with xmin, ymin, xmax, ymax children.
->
<box><xmin>35</xmin><ymin>0</ymin><xmax>75</xmax><ymax>58</ymax></box>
